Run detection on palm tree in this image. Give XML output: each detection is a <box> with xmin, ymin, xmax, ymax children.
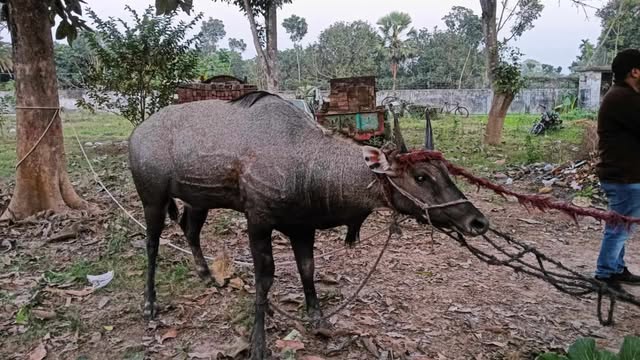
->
<box><xmin>377</xmin><ymin>12</ymin><xmax>414</xmax><ymax>91</ymax></box>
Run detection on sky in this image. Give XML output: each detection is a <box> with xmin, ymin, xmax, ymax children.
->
<box><xmin>82</xmin><ymin>0</ymin><xmax>609</xmax><ymax>73</ymax></box>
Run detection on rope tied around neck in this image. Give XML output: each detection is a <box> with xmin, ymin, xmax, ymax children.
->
<box><xmin>14</xmin><ymin>106</ymin><xmax>63</xmax><ymax>169</ymax></box>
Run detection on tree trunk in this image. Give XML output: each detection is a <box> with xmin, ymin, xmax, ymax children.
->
<box><xmin>265</xmin><ymin>2</ymin><xmax>279</xmax><ymax>91</ymax></box>
<box><xmin>295</xmin><ymin>44</ymin><xmax>301</xmax><ymax>83</ymax></box>
<box><xmin>480</xmin><ymin>0</ymin><xmax>507</xmax><ymax>145</ymax></box>
<box><xmin>458</xmin><ymin>47</ymin><xmax>472</xmax><ymax>89</ymax></box>
<box><xmin>480</xmin><ymin>0</ymin><xmax>498</xmax><ymax>84</ymax></box>
<box><xmin>483</xmin><ymin>91</ymin><xmax>514</xmax><ymax>145</ymax></box>
<box><xmin>241</xmin><ymin>0</ymin><xmax>278</xmax><ymax>92</ymax></box>
<box><xmin>391</xmin><ymin>62</ymin><xmax>398</xmax><ymax>91</ymax></box>
<box><xmin>1</xmin><ymin>0</ymin><xmax>87</xmax><ymax>221</ymax></box>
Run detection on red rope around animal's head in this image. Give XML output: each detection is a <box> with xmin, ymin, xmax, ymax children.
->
<box><xmin>396</xmin><ymin>149</ymin><xmax>640</xmax><ymax>227</ymax></box>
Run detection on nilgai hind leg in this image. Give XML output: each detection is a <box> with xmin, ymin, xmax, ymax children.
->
<box><xmin>143</xmin><ymin>203</ymin><xmax>166</xmax><ymax>319</ymax></box>
<box><xmin>248</xmin><ymin>223</ymin><xmax>275</xmax><ymax>360</ymax></box>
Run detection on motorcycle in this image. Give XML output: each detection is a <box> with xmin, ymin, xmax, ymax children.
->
<box><xmin>530</xmin><ymin>104</ymin><xmax>562</xmax><ymax>135</ymax></box>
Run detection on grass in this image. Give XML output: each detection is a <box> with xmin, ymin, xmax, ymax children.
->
<box><xmin>0</xmin><ymin>110</ymin><xmax>587</xmax><ymax>182</ymax></box>
<box><xmin>401</xmin><ymin>112</ymin><xmax>585</xmax><ymax>174</ymax></box>
<box><xmin>0</xmin><ymin>111</ymin><xmax>134</xmax><ymax>179</ymax></box>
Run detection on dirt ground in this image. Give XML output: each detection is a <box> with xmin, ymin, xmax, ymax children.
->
<box><xmin>1</xmin><ymin>147</ymin><xmax>639</xmax><ymax>360</ymax></box>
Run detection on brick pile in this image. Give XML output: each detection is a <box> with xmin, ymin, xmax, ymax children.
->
<box><xmin>327</xmin><ymin>76</ymin><xmax>377</xmax><ymax>113</ymax></box>
<box><xmin>176</xmin><ymin>82</ymin><xmax>258</xmax><ymax>103</ymax></box>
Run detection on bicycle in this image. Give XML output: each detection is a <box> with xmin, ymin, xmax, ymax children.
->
<box><xmin>440</xmin><ymin>101</ymin><xmax>469</xmax><ymax>118</ymax></box>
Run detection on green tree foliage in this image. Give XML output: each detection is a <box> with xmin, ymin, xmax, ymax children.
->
<box><xmin>282</xmin><ymin>14</ymin><xmax>308</xmax><ymax>83</ymax></box>
<box><xmin>498</xmin><ymin>0</ymin><xmax>544</xmax><ymax>43</ymax></box>
<box><xmin>493</xmin><ymin>48</ymin><xmax>526</xmax><ymax>95</ymax></box>
<box><xmin>80</xmin><ymin>6</ymin><xmax>202</xmax><ymax>125</ymax></box>
<box><xmin>313</xmin><ymin>21</ymin><xmax>383</xmax><ymax>79</ymax></box>
<box><xmin>570</xmin><ymin>39</ymin><xmax>596</xmax><ymax>71</ymax></box>
<box><xmin>199</xmin><ymin>18</ymin><xmax>226</xmax><ymax>55</ymax></box>
<box><xmin>521</xmin><ymin>59</ymin><xmax>562</xmax><ymax>77</ymax></box>
<box><xmin>228</xmin><ymin>37</ymin><xmax>247</xmax><ymax>52</ymax></box>
<box><xmin>405</xmin><ymin>6</ymin><xmax>484</xmax><ymax>89</ymax></box>
<box><xmin>0</xmin><ymin>22</ymin><xmax>12</xmax><ymax>75</ymax></box>
<box><xmin>282</xmin><ymin>14</ymin><xmax>308</xmax><ymax>43</ymax></box>
<box><xmin>54</xmin><ymin>34</ymin><xmax>94</xmax><ymax>88</ymax></box>
<box><xmin>443</xmin><ymin>6</ymin><xmax>483</xmax><ymax>46</ymax></box>
<box><xmin>536</xmin><ymin>336</ymin><xmax>640</xmax><ymax>360</ymax></box>
<box><xmin>377</xmin><ymin>12</ymin><xmax>414</xmax><ymax>90</ymax></box>
<box><xmin>596</xmin><ymin>0</ymin><xmax>640</xmax><ymax>61</ymax></box>
<box><xmin>197</xmin><ymin>49</ymin><xmax>247</xmax><ymax>80</ymax></box>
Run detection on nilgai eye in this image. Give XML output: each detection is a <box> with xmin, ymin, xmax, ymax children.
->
<box><xmin>415</xmin><ymin>175</ymin><xmax>426</xmax><ymax>183</ymax></box>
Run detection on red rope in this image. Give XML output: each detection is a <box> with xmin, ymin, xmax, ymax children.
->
<box><xmin>396</xmin><ymin>150</ymin><xmax>640</xmax><ymax>227</ymax></box>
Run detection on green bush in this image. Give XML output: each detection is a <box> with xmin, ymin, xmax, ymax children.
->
<box><xmin>537</xmin><ymin>336</ymin><xmax>640</xmax><ymax>360</ymax></box>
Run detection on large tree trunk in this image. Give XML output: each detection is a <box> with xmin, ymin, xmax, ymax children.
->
<box><xmin>480</xmin><ymin>0</ymin><xmax>508</xmax><ymax>145</ymax></box>
<box><xmin>480</xmin><ymin>0</ymin><xmax>499</xmax><ymax>83</ymax></box>
<box><xmin>484</xmin><ymin>91</ymin><xmax>514</xmax><ymax>145</ymax></box>
<box><xmin>242</xmin><ymin>0</ymin><xmax>278</xmax><ymax>92</ymax></box>
<box><xmin>1</xmin><ymin>0</ymin><xmax>87</xmax><ymax>221</ymax></box>
<box><xmin>265</xmin><ymin>2</ymin><xmax>279</xmax><ymax>91</ymax></box>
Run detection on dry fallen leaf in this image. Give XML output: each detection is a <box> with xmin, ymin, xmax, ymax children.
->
<box><xmin>275</xmin><ymin>339</ymin><xmax>305</xmax><ymax>351</ymax></box>
<box><xmin>31</xmin><ymin>309</ymin><xmax>56</xmax><ymax>320</ymax></box>
<box><xmin>97</xmin><ymin>297</ymin><xmax>110</xmax><ymax>309</ymax></box>
<box><xmin>483</xmin><ymin>341</ymin><xmax>507</xmax><ymax>347</ymax></box>
<box><xmin>211</xmin><ymin>252</ymin><xmax>233</xmax><ymax>287</ymax></box>
<box><xmin>157</xmin><ymin>327</ymin><xmax>178</xmax><ymax>344</ymax></box>
<box><xmin>517</xmin><ymin>218</ymin><xmax>543</xmax><ymax>225</ymax></box>
<box><xmin>189</xmin><ymin>337</ymin><xmax>249</xmax><ymax>359</ymax></box>
<box><xmin>188</xmin><ymin>350</ymin><xmax>222</xmax><ymax>359</ymax></box>
<box><xmin>229</xmin><ymin>277</ymin><xmax>244</xmax><ymax>290</ymax></box>
<box><xmin>225</xmin><ymin>337</ymin><xmax>250</xmax><ymax>357</ymax></box>
<box><xmin>65</xmin><ymin>288</ymin><xmax>95</xmax><ymax>297</ymax></box>
<box><xmin>301</xmin><ymin>356</ymin><xmax>326</xmax><ymax>360</ymax></box>
<box><xmin>28</xmin><ymin>342</ymin><xmax>47</xmax><ymax>360</ymax></box>
<box><xmin>362</xmin><ymin>337</ymin><xmax>379</xmax><ymax>357</ymax></box>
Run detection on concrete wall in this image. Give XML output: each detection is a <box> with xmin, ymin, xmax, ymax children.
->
<box><xmin>0</xmin><ymin>88</ymin><xmax>577</xmax><ymax>115</ymax></box>
<box><xmin>282</xmin><ymin>88</ymin><xmax>576</xmax><ymax>114</ymax></box>
<box><xmin>577</xmin><ymin>71</ymin><xmax>602</xmax><ymax>111</ymax></box>
<box><xmin>376</xmin><ymin>88</ymin><xmax>577</xmax><ymax>114</ymax></box>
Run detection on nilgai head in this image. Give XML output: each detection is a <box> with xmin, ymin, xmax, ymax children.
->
<box><xmin>363</xmin><ymin>111</ymin><xmax>488</xmax><ymax>236</ymax></box>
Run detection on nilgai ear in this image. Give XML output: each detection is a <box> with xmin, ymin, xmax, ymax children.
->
<box><xmin>362</xmin><ymin>146</ymin><xmax>395</xmax><ymax>175</ymax></box>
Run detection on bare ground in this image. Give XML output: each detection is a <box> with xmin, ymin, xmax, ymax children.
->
<box><xmin>1</xmin><ymin>149</ymin><xmax>639</xmax><ymax>360</ymax></box>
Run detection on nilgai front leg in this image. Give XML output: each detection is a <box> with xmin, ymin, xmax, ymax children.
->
<box><xmin>248</xmin><ymin>223</ymin><xmax>275</xmax><ymax>360</ymax></box>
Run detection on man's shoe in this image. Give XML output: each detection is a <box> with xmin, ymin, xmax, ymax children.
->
<box><xmin>594</xmin><ymin>275</ymin><xmax>623</xmax><ymax>291</ymax></box>
<box><xmin>611</xmin><ymin>267</ymin><xmax>640</xmax><ymax>285</ymax></box>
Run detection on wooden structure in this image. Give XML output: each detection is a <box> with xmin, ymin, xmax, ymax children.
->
<box><xmin>176</xmin><ymin>75</ymin><xmax>258</xmax><ymax>103</ymax></box>
<box><xmin>316</xmin><ymin>76</ymin><xmax>386</xmax><ymax>142</ymax></box>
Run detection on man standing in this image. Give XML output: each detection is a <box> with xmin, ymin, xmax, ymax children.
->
<box><xmin>594</xmin><ymin>48</ymin><xmax>640</xmax><ymax>289</ymax></box>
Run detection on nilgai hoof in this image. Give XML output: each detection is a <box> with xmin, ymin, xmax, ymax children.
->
<box><xmin>143</xmin><ymin>301</ymin><xmax>159</xmax><ymax>320</ymax></box>
<box><xmin>311</xmin><ymin>318</ymin><xmax>333</xmax><ymax>338</ymax></box>
<box><xmin>204</xmin><ymin>277</ymin><xmax>230</xmax><ymax>288</ymax></box>
<box><xmin>196</xmin><ymin>266</ymin><xmax>213</xmax><ymax>281</ymax></box>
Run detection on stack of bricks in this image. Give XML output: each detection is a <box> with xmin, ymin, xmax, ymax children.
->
<box><xmin>176</xmin><ymin>82</ymin><xmax>258</xmax><ymax>104</ymax></box>
<box><xmin>327</xmin><ymin>76</ymin><xmax>377</xmax><ymax>113</ymax></box>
